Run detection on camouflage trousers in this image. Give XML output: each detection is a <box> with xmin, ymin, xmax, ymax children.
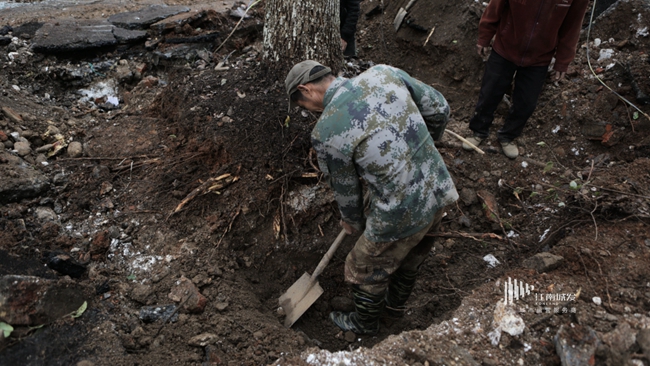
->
<box><xmin>344</xmin><ymin>208</ymin><xmax>445</xmax><ymax>295</ymax></box>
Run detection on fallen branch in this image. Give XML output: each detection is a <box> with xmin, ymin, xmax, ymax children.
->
<box><xmin>167</xmin><ymin>173</ymin><xmax>239</xmax><ymax>220</ymax></box>
<box><xmin>426</xmin><ymin>231</ymin><xmax>505</xmax><ymax>242</ymax></box>
<box><xmin>445</xmin><ymin>130</ymin><xmax>485</xmax><ymax>155</ymax></box>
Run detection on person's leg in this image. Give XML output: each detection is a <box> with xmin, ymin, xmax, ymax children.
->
<box><xmin>497</xmin><ymin>64</ymin><xmax>548</xmax><ymax>142</ymax></box>
<box><xmin>469</xmin><ymin>51</ymin><xmax>518</xmax><ymax>139</ymax></box>
<box><xmin>330</xmin><ymin>216</ymin><xmax>438</xmax><ymax>334</ymax></box>
<box><xmin>384</xmin><ymin>209</ymin><xmax>444</xmax><ymax>318</ymax></box>
<box><xmin>343</xmin><ymin>37</ymin><xmax>356</xmax><ymax>57</ymax></box>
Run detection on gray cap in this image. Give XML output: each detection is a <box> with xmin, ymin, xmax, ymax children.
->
<box><xmin>284</xmin><ymin>60</ymin><xmax>332</xmax><ymax>107</ymax></box>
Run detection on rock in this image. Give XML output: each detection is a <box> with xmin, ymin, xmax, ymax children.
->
<box><xmin>477</xmin><ymin>190</ymin><xmax>499</xmax><ymax>222</ymax></box>
<box><xmin>330</xmin><ymin>296</ymin><xmax>354</xmax><ymax>312</ymax></box>
<box><xmin>0</xmin><ymin>152</ymin><xmax>50</xmax><ymax>203</ymax></box>
<box><xmin>139</xmin><ymin>75</ymin><xmax>159</xmax><ymax>88</ymax></box>
<box><xmin>493</xmin><ymin>300</ymin><xmax>525</xmax><ymax>337</ymax></box>
<box><xmin>0</xmin><ymin>25</ymin><xmax>12</xmax><ymax>35</ymax></box>
<box><xmin>523</xmin><ymin>252</ymin><xmax>564</xmax><ymax>273</ymax></box>
<box><xmin>458</xmin><ymin>214</ymin><xmax>472</xmax><ymax>227</ymax></box>
<box><xmin>0</xmin><ymin>275</ymin><xmax>85</xmax><ymax>325</ymax></box>
<box><xmin>109</xmin><ymin>5</ymin><xmax>190</xmax><ymax>29</ymax></box>
<box><xmin>45</xmin><ymin>252</ymin><xmax>86</xmax><ymax>278</ymax></box>
<box><xmin>139</xmin><ymin>305</ymin><xmax>178</xmax><ymax>323</ymax></box>
<box><xmin>168</xmin><ymin>276</ymin><xmax>207</xmax><ymax>313</ymax></box>
<box><xmin>459</xmin><ymin>188</ymin><xmax>478</xmax><ymax>205</ymax></box>
<box><xmin>554</xmin><ymin>324</ymin><xmax>600</xmax><ymax>366</ymax></box>
<box><xmin>67</xmin><ymin>141</ymin><xmax>83</xmax><ymax>158</ymax></box>
<box><xmin>215</xmin><ymin>302</ymin><xmax>229</xmax><ymax>311</ymax></box>
<box><xmin>1</xmin><ymin>107</ymin><xmax>23</xmax><ymax>123</ymax></box>
<box><xmin>90</xmin><ymin>230</ymin><xmax>110</xmax><ymax>258</ymax></box>
<box><xmin>253</xmin><ymin>331</ymin><xmax>264</xmax><ymax>339</ymax></box>
<box><xmin>32</xmin><ymin>20</ymin><xmax>117</xmax><ymax>53</ymax></box>
<box><xmin>0</xmin><ymin>130</ymin><xmax>8</xmax><ymax>142</ymax></box>
<box><xmin>76</xmin><ymin>361</ymin><xmax>94</xmax><ymax>366</ymax></box>
<box><xmin>637</xmin><ymin>329</ymin><xmax>650</xmax><ymax>359</ymax></box>
<box><xmin>188</xmin><ymin>332</ymin><xmax>218</xmax><ymax>347</ymax></box>
<box><xmin>35</xmin><ymin>144</ymin><xmax>54</xmax><ymax>153</ymax></box>
<box><xmin>112</xmin><ymin>28</ymin><xmax>148</xmax><ymax>44</ymax></box>
<box><xmin>344</xmin><ymin>331</ymin><xmax>356</xmax><ymax>342</ymax></box>
<box><xmin>592</xmin><ymin>296</ymin><xmax>602</xmax><ymax>306</ymax></box>
<box><xmin>13</xmin><ymin>141</ymin><xmax>32</xmax><ymax>156</ymax></box>
<box><xmin>35</xmin><ymin>207</ymin><xmax>57</xmax><ymax>222</ymax></box>
<box><xmin>130</xmin><ymin>284</ymin><xmax>154</xmax><ymax>304</ymax></box>
<box><xmin>205</xmin><ymin>345</ymin><xmax>227</xmax><ymax>364</ymax></box>
<box><xmin>601</xmin><ymin>322</ymin><xmax>636</xmax><ymax>354</ymax></box>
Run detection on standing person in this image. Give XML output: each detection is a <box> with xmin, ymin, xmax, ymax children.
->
<box><xmin>340</xmin><ymin>0</ymin><xmax>361</xmax><ymax>57</ymax></box>
<box><xmin>464</xmin><ymin>0</ymin><xmax>589</xmax><ymax>158</ymax></box>
<box><xmin>285</xmin><ymin>60</ymin><xmax>458</xmax><ymax>335</ymax></box>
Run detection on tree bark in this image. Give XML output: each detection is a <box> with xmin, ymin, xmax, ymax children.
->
<box><xmin>263</xmin><ymin>0</ymin><xmax>342</xmax><ymax>73</ymax></box>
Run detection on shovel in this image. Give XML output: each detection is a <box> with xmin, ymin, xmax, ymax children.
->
<box><xmin>279</xmin><ymin>228</ymin><xmax>347</xmax><ymax>327</ymax></box>
<box><xmin>394</xmin><ymin>0</ymin><xmax>418</xmax><ymax>31</ymax></box>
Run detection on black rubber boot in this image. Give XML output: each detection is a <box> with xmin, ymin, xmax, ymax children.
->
<box><xmin>329</xmin><ymin>286</ymin><xmax>384</xmax><ymax>335</ymax></box>
<box><xmin>384</xmin><ymin>269</ymin><xmax>418</xmax><ymax>318</ymax></box>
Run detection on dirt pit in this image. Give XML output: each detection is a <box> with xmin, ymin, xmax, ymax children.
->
<box><xmin>1</xmin><ymin>0</ymin><xmax>650</xmax><ymax>365</ymax></box>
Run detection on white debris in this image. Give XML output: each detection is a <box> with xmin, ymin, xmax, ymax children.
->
<box><xmin>483</xmin><ymin>254</ymin><xmax>501</xmax><ymax>268</ymax></box>
<box><xmin>593</xmin><ymin>296</ymin><xmax>602</xmax><ymax>306</ymax></box>
<box><xmin>593</xmin><ymin>38</ymin><xmax>601</xmax><ymax>47</ymax></box>
<box><xmin>597</xmin><ymin>49</ymin><xmax>614</xmax><ymax>62</ymax></box>
<box><xmin>637</xmin><ymin>26</ymin><xmax>649</xmax><ymax>38</ymax></box>
<box><xmin>539</xmin><ymin>228</ymin><xmax>551</xmax><ymax>242</ymax></box>
<box><xmin>507</xmin><ymin>230</ymin><xmax>519</xmax><ymax>238</ymax></box>
<box><xmin>552</xmin><ymin>125</ymin><xmax>561</xmax><ymax>134</ymax></box>
<box><xmin>521</xmin><ymin>161</ymin><xmax>528</xmax><ymax>168</ymax></box>
<box><xmin>492</xmin><ymin>300</ymin><xmax>526</xmax><ymax>344</ymax></box>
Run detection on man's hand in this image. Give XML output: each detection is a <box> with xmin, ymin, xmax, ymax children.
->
<box><xmin>340</xmin><ymin>39</ymin><xmax>348</xmax><ymax>52</ymax></box>
<box><xmin>553</xmin><ymin>71</ymin><xmax>566</xmax><ymax>81</ymax></box>
<box><xmin>476</xmin><ymin>45</ymin><xmax>490</xmax><ymax>58</ymax></box>
<box><xmin>340</xmin><ymin>220</ymin><xmax>355</xmax><ymax>235</ymax></box>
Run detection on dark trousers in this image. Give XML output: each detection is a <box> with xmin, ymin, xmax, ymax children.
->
<box><xmin>469</xmin><ymin>50</ymin><xmax>548</xmax><ymax>142</ymax></box>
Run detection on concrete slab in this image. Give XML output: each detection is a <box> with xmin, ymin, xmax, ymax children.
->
<box><xmin>108</xmin><ymin>4</ymin><xmax>190</xmax><ymax>30</ymax></box>
<box><xmin>150</xmin><ymin>9</ymin><xmax>207</xmax><ymax>34</ymax></box>
<box><xmin>112</xmin><ymin>27</ymin><xmax>148</xmax><ymax>44</ymax></box>
<box><xmin>32</xmin><ymin>19</ymin><xmax>117</xmax><ymax>53</ymax></box>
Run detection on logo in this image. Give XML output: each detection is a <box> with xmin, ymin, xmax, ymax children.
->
<box><xmin>502</xmin><ymin>277</ymin><xmax>579</xmax><ymax>314</ymax></box>
<box><xmin>503</xmin><ymin>277</ymin><xmax>534</xmax><ymax>306</ymax></box>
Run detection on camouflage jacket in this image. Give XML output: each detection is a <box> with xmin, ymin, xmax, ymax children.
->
<box><xmin>312</xmin><ymin>65</ymin><xmax>459</xmax><ymax>243</ymax></box>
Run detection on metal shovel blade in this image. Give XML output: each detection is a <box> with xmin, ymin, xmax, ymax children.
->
<box><xmin>279</xmin><ymin>272</ymin><xmax>323</xmax><ymax>328</ymax></box>
<box><xmin>393</xmin><ymin>8</ymin><xmax>407</xmax><ymax>31</ymax></box>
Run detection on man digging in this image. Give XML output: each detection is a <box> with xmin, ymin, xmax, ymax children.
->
<box><xmin>285</xmin><ymin>61</ymin><xmax>459</xmax><ymax>335</ymax></box>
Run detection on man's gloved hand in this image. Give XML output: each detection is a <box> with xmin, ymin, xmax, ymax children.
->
<box><xmin>424</xmin><ymin>114</ymin><xmax>449</xmax><ymax>141</ymax></box>
<box><xmin>341</xmin><ymin>39</ymin><xmax>348</xmax><ymax>52</ymax></box>
<box><xmin>477</xmin><ymin>45</ymin><xmax>491</xmax><ymax>58</ymax></box>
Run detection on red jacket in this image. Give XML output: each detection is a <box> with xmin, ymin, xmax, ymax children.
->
<box><xmin>478</xmin><ymin>0</ymin><xmax>589</xmax><ymax>72</ymax></box>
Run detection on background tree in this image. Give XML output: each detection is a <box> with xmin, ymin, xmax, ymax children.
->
<box><xmin>263</xmin><ymin>0</ymin><xmax>342</xmax><ymax>73</ymax></box>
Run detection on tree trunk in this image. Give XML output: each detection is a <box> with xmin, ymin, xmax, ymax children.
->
<box><xmin>263</xmin><ymin>0</ymin><xmax>342</xmax><ymax>73</ymax></box>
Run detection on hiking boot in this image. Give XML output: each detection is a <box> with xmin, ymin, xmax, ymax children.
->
<box><xmin>330</xmin><ymin>287</ymin><xmax>384</xmax><ymax>335</ymax></box>
<box><xmin>462</xmin><ymin>136</ymin><xmax>485</xmax><ymax>151</ymax></box>
<box><xmin>500</xmin><ymin>141</ymin><xmax>519</xmax><ymax>159</ymax></box>
<box><xmin>384</xmin><ymin>269</ymin><xmax>418</xmax><ymax>319</ymax></box>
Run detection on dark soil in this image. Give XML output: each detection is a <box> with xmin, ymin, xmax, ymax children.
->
<box><xmin>1</xmin><ymin>0</ymin><xmax>649</xmax><ymax>365</ymax></box>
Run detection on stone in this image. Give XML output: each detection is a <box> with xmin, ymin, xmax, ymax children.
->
<box><xmin>522</xmin><ymin>252</ymin><xmax>564</xmax><ymax>273</ymax></box>
<box><xmin>637</xmin><ymin>329</ymin><xmax>650</xmax><ymax>359</ymax></box>
<box><xmin>188</xmin><ymin>332</ymin><xmax>218</xmax><ymax>347</ymax></box>
<box><xmin>344</xmin><ymin>331</ymin><xmax>356</xmax><ymax>342</ymax></box>
<box><xmin>139</xmin><ymin>305</ymin><xmax>178</xmax><ymax>323</ymax></box>
<box><xmin>46</xmin><ymin>252</ymin><xmax>86</xmax><ymax>278</ymax></box>
<box><xmin>330</xmin><ymin>296</ymin><xmax>354</xmax><ymax>312</ymax></box>
<box><xmin>32</xmin><ymin>20</ymin><xmax>117</xmax><ymax>53</ymax></box>
<box><xmin>205</xmin><ymin>345</ymin><xmax>227</xmax><ymax>364</ymax></box>
<box><xmin>215</xmin><ymin>302</ymin><xmax>229</xmax><ymax>311</ymax></box>
<box><xmin>130</xmin><ymin>284</ymin><xmax>154</xmax><ymax>304</ymax></box>
<box><xmin>168</xmin><ymin>276</ymin><xmax>207</xmax><ymax>313</ymax></box>
<box><xmin>112</xmin><ymin>28</ymin><xmax>148</xmax><ymax>44</ymax></box>
<box><xmin>459</xmin><ymin>187</ymin><xmax>478</xmax><ymax>205</ymax></box>
<box><xmin>0</xmin><ymin>275</ymin><xmax>85</xmax><ymax>325</ymax></box>
<box><xmin>554</xmin><ymin>324</ymin><xmax>599</xmax><ymax>366</ymax></box>
<box><xmin>13</xmin><ymin>141</ymin><xmax>31</xmax><ymax>156</ymax></box>
<box><xmin>90</xmin><ymin>230</ymin><xmax>110</xmax><ymax>258</ymax></box>
<box><xmin>108</xmin><ymin>5</ymin><xmax>190</xmax><ymax>30</ymax></box>
<box><xmin>458</xmin><ymin>214</ymin><xmax>472</xmax><ymax>227</ymax></box>
<box><xmin>35</xmin><ymin>207</ymin><xmax>57</xmax><ymax>222</ymax></box>
<box><xmin>601</xmin><ymin>322</ymin><xmax>636</xmax><ymax>354</ymax></box>
<box><xmin>67</xmin><ymin>141</ymin><xmax>83</xmax><ymax>158</ymax></box>
<box><xmin>0</xmin><ymin>149</ymin><xmax>50</xmax><ymax>204</ymax></box>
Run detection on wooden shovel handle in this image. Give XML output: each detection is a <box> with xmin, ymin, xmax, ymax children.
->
<box><xmin>311</xmin><ymin>228</ymin><xmax>347</xmax><ymax>280</ymax></box>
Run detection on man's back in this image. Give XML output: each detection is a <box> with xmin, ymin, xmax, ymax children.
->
<box><xmin>312</xmin><ymin>65</ymin><xmax>458</xmax><ymax>243</ymax></box>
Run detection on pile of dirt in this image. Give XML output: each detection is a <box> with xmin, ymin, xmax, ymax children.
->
<box><xmin>1</xmin><ymin>0</ymin><xmax>649</xmax><ymax>365</ymax></box>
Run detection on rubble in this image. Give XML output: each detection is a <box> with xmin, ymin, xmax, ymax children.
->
<box><xmin>32</xmin><ymin>20</ymin><xmax>117</xmax><ymax>53</ymax></box>
<box><xmin>554</xmin><ymin>324</ymin><xmax>599</xmax><ymax>366</ymax></box>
